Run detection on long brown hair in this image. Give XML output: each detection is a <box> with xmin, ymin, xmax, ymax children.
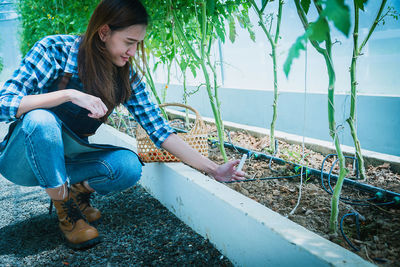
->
<box><xmin>78</xmin><ymin>0</ymin><xmax>148</xmax><ymax>120</ymax></box>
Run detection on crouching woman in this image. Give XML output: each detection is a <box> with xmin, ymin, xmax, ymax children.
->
<box><xmin>0</xmin><ymin>0</ymin><xmax>245</xmax><ymax>249</ymax></box>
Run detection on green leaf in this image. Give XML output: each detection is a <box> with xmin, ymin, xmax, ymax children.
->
<box><xmin>355</xmin><ymin>0</ymin><xmax>368</xmax><ymax>11</ymax></box>
<box><xmin>179</xmin><ymin>60</ymin><xmax>188</xmax><ymax>71</ymax></box>
<box><xmin>309</xmin><ymin>18</ymin><xmax>330</xmax><ymax>42</ymax></box>
<box><xmin>301</xmin><ymin>0</ymin><xmax>311</xmax><ymax>14</ymax></box>
<box><xmin>215</xmin><ymin>25</ymin><xmax>226</xmax><ymax>43</ymax></box>
<box><xmin>190</xmin><ymin>64</ymin><xmax>198</xmax><ymax>78</ymax></box>
<box><xmin>228</xmin><ymin>16</ymin><xmax>236</xmax><ymax>43</ymax></box>
<box><xmin>323</xmin><ymin>0</ymin><xmax>351</xmax><ymax>36</ymax></box>
<box><xmin>237</xmin><ymin>9</ymin><xmax>256</xmax><ymax>42</ymax></box>
<box><xmin>283</xmin><ymin>34</ymin><xmax>308</xmax><ymax>78</ymax></box>
<box><xmin>207</xmin><ymin>0</ymin><xmax>216</xmax><ymax>16</ymax></box>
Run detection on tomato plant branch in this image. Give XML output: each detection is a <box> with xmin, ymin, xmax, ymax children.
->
<box><xmin>347</xmin><ymin>0</ymin><xmax>387</xmax><ymax>180</ymax></box>
<box><xmin>294</xmin><ymin>0</ymin><xmax>349</xmax><ymax>233</ymax></box>
<box><xmin>250</xmin><ymin>0</ymin><xmax>284</xmax><ymax>154</ymax></box>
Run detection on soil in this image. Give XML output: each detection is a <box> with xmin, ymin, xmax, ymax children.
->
<box><xmin>205</xmin><ymin>124</ymin><xmax>400</xmax><ymax>266</ymax></box>
<box><xmin>110</xmin><ymin>114</ymin><xmax>400</xmax><ymax>266</ymax></box>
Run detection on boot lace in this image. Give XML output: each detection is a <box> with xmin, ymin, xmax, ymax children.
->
<box><xmin>76</xmin><ymin>192</ymin><xmax>94</xmax><ymax>208</ymax></box>
<box><xmin>62</xmin><ymin>198</ymin><xmax>86</xmax><ymax>223</ymax></box>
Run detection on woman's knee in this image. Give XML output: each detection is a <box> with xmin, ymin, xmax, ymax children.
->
<box><xmin>21</xmin><ymin>109</ymin><xmax>61</xmax><ymax>138</ymax></box>
<box><xmin>114</xmin><ymin>151</ymin><xmax>143</xmax><ymax>185</ymax></box>
<box><xmin>89</xmin><ymin>150</ymin><xmax>142</xmax><ymax>194</ymax></box>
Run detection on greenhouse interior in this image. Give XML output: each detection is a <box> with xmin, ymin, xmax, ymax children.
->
<box><xmin>0</xmin><ymin>0</ymin><xmax>399</xmax><ymax>266</ymax></box>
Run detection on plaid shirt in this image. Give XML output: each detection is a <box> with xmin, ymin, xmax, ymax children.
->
<box><xmin>0</xmin><ymin>35</ymin><xmax>174</xmax><ymax>147</ymax></box>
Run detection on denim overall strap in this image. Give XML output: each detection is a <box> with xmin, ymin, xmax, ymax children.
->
<box><xmin>50</xmin><ymin>73</ymin><xmax>103</xmax><ymax>137</ymax></box>
<box><xmin>58</xmin><ymin>72</ymin><xmax>73</xmax><ymax>91</ymax></box>
<box><xmin>54</xmin><ymin>72</ymin><xmax>143</xmax><ymax>165</ymax></box>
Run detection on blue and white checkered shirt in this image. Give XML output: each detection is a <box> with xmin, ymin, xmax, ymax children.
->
<box><xmin>0</xmin><ymin>35</ymin><xmax>174</xmax><ymax>147</ymax></box>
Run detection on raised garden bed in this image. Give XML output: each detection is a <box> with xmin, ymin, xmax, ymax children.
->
<box><xmin>207</xmin><ymin>128</ymin><xmax>400</xmax><ymax>266</ymax></box>
<box><xmin>0</xmin><ymin>122</ymin><xmax>232</xmax><ymax>266</ymax></box>
<box><xmin>103</xmin><ymin>113</ymin><xmax>382</xmax><ymax>266</ymax></box>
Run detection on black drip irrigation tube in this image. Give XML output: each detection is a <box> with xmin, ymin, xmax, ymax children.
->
<box><xmin>171</xmin><ymin>124</ymin><xmax>400</xmax><ymax>203</ymax></box>
<box><xmin>211</xmin><ymin>140</ymin><xmax>400</xmax><ymax>205</ymax></box>
<box><xmin>209</xmin><ymin>138</ymin><xmax>400</xmax><ymax>256</ymax></box>
<box><xmin>170</xmin><ymin>118</ymin><xmax>399</xmax><ymax>256</ymax></box>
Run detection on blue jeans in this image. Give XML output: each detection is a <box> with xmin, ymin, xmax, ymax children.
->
<box><xmin>0</xmin><ymin>109</ymin><xmax>142</xmax><ymax>195</ymax></box>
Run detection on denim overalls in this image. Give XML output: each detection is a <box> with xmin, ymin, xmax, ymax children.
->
<box><xmin>48</xmin><ymin>73</ymin><xmax>103</xmax><ymax>137</ymax></box>
<box><xmin>0</xmin><ymin>73</ymin><xmax>144</xmax><ymax>195</ymax></box>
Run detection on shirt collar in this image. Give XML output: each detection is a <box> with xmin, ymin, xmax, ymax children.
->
<box><xmin>64</xmin><ymin>36</ymin><xmax>81</xmax><ymax>75</ymax></box>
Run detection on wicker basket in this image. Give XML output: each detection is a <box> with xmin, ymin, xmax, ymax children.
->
<box><xmin>136</xmin><ymin>103</ymin><xmax>209</xmax><ymax>162</ymax></box>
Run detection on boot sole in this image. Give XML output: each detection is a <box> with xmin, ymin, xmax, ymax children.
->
<box><xmin>66</xmin><ymin>236</ymin><xmax>102</xmax><ymax>250</ymax></box>
<box><xmin>87</xmin><ymin>216</ymin><xmax>102</xmax><ymax>225</ymax></box>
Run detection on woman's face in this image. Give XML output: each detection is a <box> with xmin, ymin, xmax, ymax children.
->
<box><xmin>101</xmin><ymin>24</ymin><xmax>147</xmax><ymax>67</ymax></box>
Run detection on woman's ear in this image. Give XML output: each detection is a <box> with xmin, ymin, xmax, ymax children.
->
<box><xmin>98</xmin><ymin>24</ymin><xmax>111</xmax><ymax>42</ymax></box>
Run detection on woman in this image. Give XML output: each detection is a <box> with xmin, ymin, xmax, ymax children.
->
<box><xmin>0</xmin><ymin>0</ymin><xmax>245</xmax><ymax>249</ymax></box>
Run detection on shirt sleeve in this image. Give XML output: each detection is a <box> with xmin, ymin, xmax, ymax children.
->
<box><xmin>124</xmin><ymin>79</ymin><xmax>175</xmax><ymax>148</ymax></box>
<box><xmin>0</xmin><ymin>41</ymin><xmax>60</xmax><ymax>122</ymax></box>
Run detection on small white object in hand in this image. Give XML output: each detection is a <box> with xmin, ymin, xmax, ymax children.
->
<box><xmin>236</xmin><ymin>154</ymin><xmax>247</xmax><ymax>172</ymax></box>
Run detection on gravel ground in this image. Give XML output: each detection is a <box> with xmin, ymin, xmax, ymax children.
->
<box><xmin>0</xmin><ymin>175</ymin><xmax>232</xmax><ymax>266</ymax></box>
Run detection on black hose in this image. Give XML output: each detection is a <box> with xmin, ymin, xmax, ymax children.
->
<box><xmin>222</xmin><ymin>174</ymin><xmax>301</xmax><ymax>184</ymax></box>
<box><xmin>209</xmin><ymin>139</ymin><xmax>400</xmax><ymax>203</ymax></box>
<box><xmin>340</xmin><ymin>213</ymin><xmax>360</xmax><ymax>251</ymax></box>
<box><xmin>321</xmin><ymin>154</ymin><xmax>397</xmax><ymax>206</ymax></box>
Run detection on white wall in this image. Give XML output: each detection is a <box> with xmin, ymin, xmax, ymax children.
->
<box><xmin>153</xmin><ymin>0</ymin><xmax>400</xmax><ymax>96</ymax></box>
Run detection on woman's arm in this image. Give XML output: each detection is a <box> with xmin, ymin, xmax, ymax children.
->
<box><xmin>125</xmin><ymin>76</ymin><xmax>244</xmax><ymax>181</ymax></box>
<box><xmin>16</xmin><ymin>89</ymin><xmax>108</xmax><ymax>119</ymax></box>
<box><xmin>161</xmin><ymin>133</ymin><xmax>246</xmax><ymax>182</ymax></box>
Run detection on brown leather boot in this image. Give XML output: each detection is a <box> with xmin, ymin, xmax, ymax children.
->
<box><xmin>70</xmin><ymin>182</ymin><xmax>101</xmax><ymax>223</ymax></box>
<box><xmin>52</xmin><ymin>193</ymin><xmax>100</xmax><ymax>249</ymax></box>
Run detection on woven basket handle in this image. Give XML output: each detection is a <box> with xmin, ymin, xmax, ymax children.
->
<box><xmin>159</xmin><ymin>102</ymin><xmax>204</xmax><ymax>134</ymax></box>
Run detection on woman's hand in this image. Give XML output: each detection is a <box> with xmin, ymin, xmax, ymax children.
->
<box><xmin>212</xmin><ymin>159</ymin><xmax>246</xmax><ymax>182</ymax></box>
<box><xmin>161</xmin><ymin>134</ymin><xmax>247</xmax><ymax>183</ymax></box>
<box><xmin>16</xmin><ymin>89</ymin><xmax>107</xmax><ymax>119</ymax></box>
<box><xmin>67</xmin><ymin>89</ymin><xmax>108</xmax><ymax>119</ymax></box>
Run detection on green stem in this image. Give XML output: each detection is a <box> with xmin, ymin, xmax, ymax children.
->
<box><xmin>359</xmin><ymin>0</ymin><xmax>387</xmax><ymax>53</ymax></box>
<box><xmin>201</xmin><ymin>59</ymin><xmax>227</xmax><ymax>162</ymax></box>
<box><xmin>295</xmin><ymin>0</ymin><xmax>349</xmax><ymax>233</ymax></box>
<box><xmin>347</xmin><ymin>0</ymin><xmax>365</xmax><ymax>179</ymax></box>
<box><xmin>116</xmin><ymin>109</ymin><xmax>132</xmax><ymax>135</ymax></box>
<box><xmin>200</xmin><ymin>1</ymin><xmax>227</xmax><ymax>162</ymax></box>
<box><xmin>324</xmin><ymin>34</ymin><xmax>349</xmax><ymax>234</ymax></box>
<box><xmin>182</xmin><ymin>69</ymin><xmax>190</xmax><ymax>128</ymax></box>
<box><xmin>294</xmin><ymin>0</ymin><xmax>325</xmax><ymax>55</ymax></box>
<box><xmin>162</xmin><ymin>59</ymin><xmax>173</xmax><ymax>103</ymax></box>
<box><xmin>329</xmin><ymin>136</ymin><xmax>349</xmax><ymax>232</ymax></box>
<box><xmin>172</xmin><ymin>0</ymin><xmax>227</xmax><ymax>161</ymax></box>
<box><xmin>206</xmin><ymin>42</ymin><xmax>226</xmax><ymax>159</ymax></box>
<box><xmin>347</xmin><ymin>0</ymin><xmax>386</xmax><ymax>180</ymax></box>
<box><xmin>250</xmin><ymin>0</ymin><xmax>283</xmax><ymax>154</ymax></box>
<box><xmin>323</xmin><ymin>49</ymin><xmax>349</xmax><ymax>233</ymax></box>
<box><xmin>172</xmin><ymin>7</ymin><xmax>200</xmax><ymax>62</ymax></box>
<box><xmin>145</xmin><ymin>63</ymin><xmax>168</xmax><ymax>118</ymax></box>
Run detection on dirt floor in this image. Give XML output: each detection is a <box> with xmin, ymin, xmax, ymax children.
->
<box><xmin>110</xmin><ymin>114</ymin><xmax>400</xmax><ymax>266</ymax></box>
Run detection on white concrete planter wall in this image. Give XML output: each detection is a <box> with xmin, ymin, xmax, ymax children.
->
<box><xmin>91</xmin><ymin>124</ymin><xmax>374</xmax><ymax>267</ymax></box>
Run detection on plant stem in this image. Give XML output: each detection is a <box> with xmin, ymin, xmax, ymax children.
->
<box><xmin>250</xmin><ymin>0</ymin><xmax>283</xmax><ymax>154</ymax></box>
<box><xmin>172</xmin><ymin>0</ymin><xmax>227</xmax><ymax>161</ymax></box>
<box><xmin>347</xmin><ymin>0</ymin><xmax>387</xmax><ymax>180</ymax></box>
<box><xmin>294</xmin><ymin>0</ymin><xmax>349</xmax><ymax>233</ymax></box>
<box><xmin>199</xmin><ymin>2</ymin><xmax>227</xmax><ymax>162</ymax></box>
<box><xmin>162</xmin><ymin>59</ymin><xmax>173</xmax><ymax>103</ymax></box>
<box><xmin>182</xmin><ymin>69</ymin><xmax>190</xmax><ymax>128</ymax></box>
<box><xmin>145</xmin><ymin>63</ymin><xmax>168</xmax><ymax>118</ymax></box>
<box><xmin>323</xmin><ymin>49</ymin><xmax>349</xmax><ymax>233</ymax></box>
